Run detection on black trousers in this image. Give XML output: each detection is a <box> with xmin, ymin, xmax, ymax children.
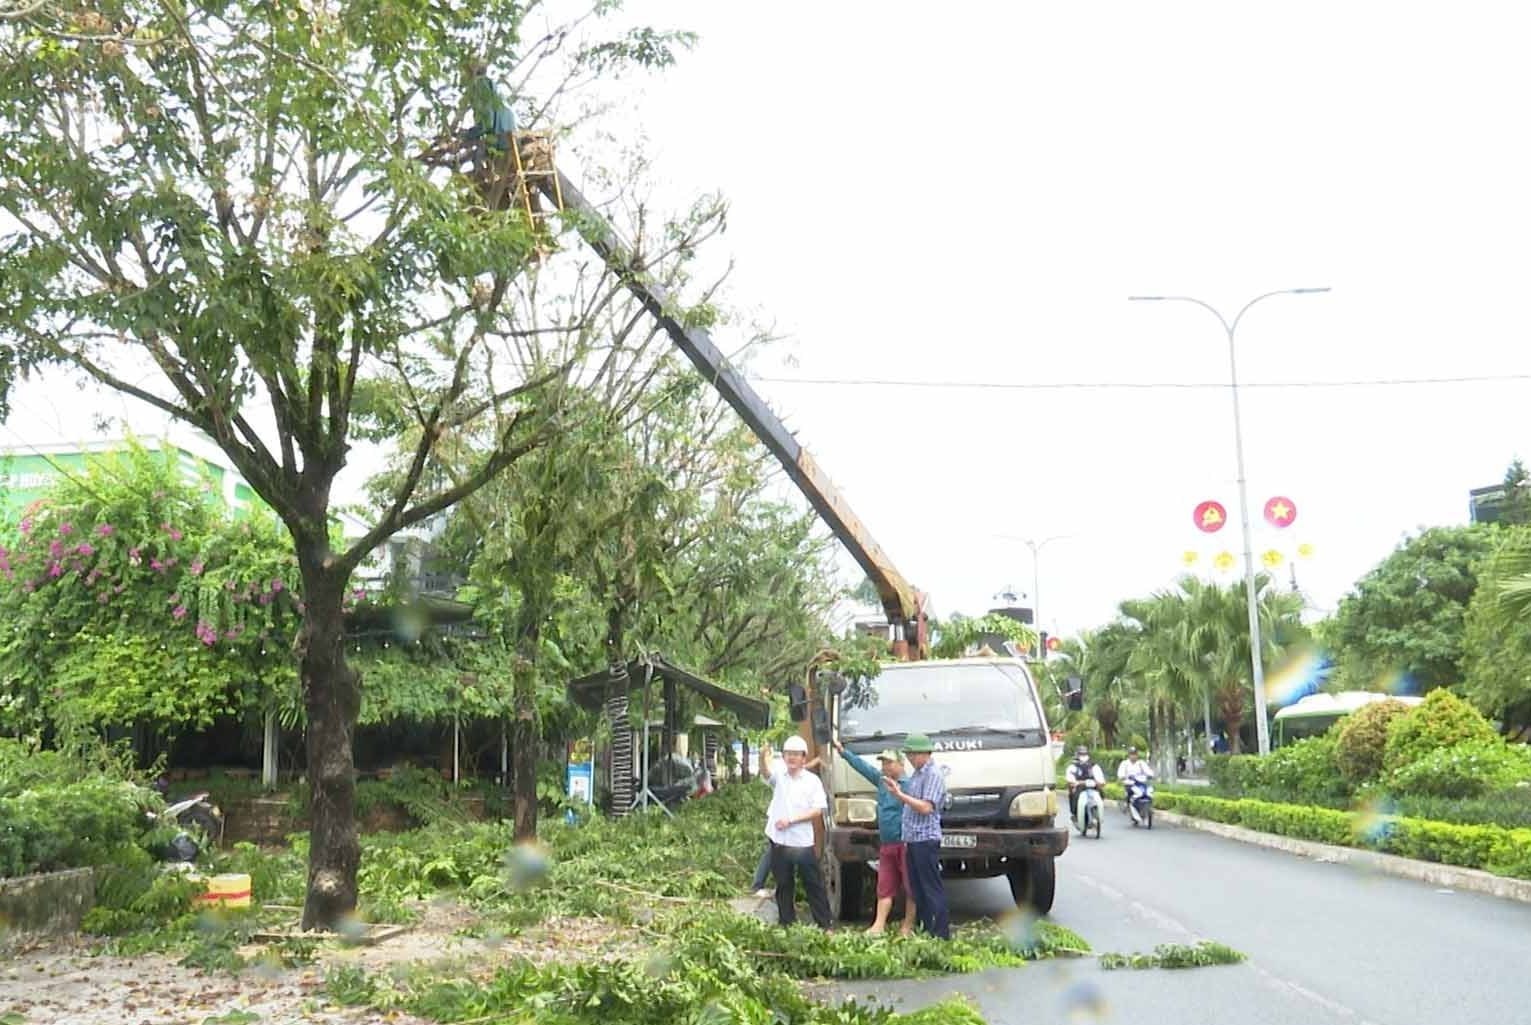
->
<box><xmin>905</xmin><ymin>839</ymin><xmax>950</xmax><ymax>939</ymax></box>
<box><xmin>771</xmin><ymin>841</ymin><xmax>832</xmax><ymax>929</ymax></box>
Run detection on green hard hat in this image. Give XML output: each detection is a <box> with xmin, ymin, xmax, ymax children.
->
<box><xmin>903</xmin><ymin>733</ymin><xmax>934</xmax><ymax>754</ymax></box>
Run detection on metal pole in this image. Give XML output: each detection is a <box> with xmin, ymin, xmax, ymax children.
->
<box><xmin>1128</xmin><ymin>288</ymin><xmax>1329</xmax><ymax>756</ymax></box>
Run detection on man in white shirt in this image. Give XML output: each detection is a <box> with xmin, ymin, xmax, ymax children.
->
<box><xmin>1116</xmin><ymin>746</ymin><xmax>1154</xmax><ymax>783</ymax></box>
<box><xmin>1116</xmin><ymin>746</ymin><xmax>1154</xmax><ymax>824</ymax></box>
<box><xmin>759</xmin><ymin>734</ymin><xmax>832</xmax><ymax>928</ymax></box>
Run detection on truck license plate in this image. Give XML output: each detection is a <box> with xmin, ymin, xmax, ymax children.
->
<box><xmin>940</xmin><ymin>834</ymin><xmax>976</xmax><ymax>849</ymax></box>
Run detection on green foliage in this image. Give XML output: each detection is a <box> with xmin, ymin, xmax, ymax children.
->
<box><xmin>1386</xmin><ymin>740</ymin><xmax>1531</xmax><ymax>798</ymax></box>
<box><xmin>1335</xmin><ymin>700</ymin><xmax>1411</xmax><ymax>783</ymax></box>
<box><xmin>1328</xmin><ymin>526</ymin><xmax>1496</xmax><ymax>694</ymax></box>
<box><xmin>1383</xmin><ymin>689</ymin><xmax>1501</xmax><ymax>775</ymax></box>
<box><xmin>1388</xmin><ymin>788</ymin><xmax>1531</xmax><ymax>830</ymax></box>
<box><xmin>1463</xmin><ymin>525</ymin><xmax>1531</xmax><ymax>734</ymax></box>
<box><xmin>1259</xmin><ymin>735</ymin><xmax>1350</xmax><ymax>802</ymax></box>
<box><xmin>1207</xmin><ymin>754</ymin><xmax>1261</xmax><ymax>795</ymax></box>
<box><xmin>1099</xmin><ymin>941</ymin><xmax>1246</xmax><ymax>970</ymax></box>
<box><xmin>0</xmin><ymin>445</ymin><xmax>299</xmax><ymax>737</ymax></box>
<box><xmin>1148</xmin><ymin>790</ymin><xmax>1531</xmax><ymax>879</ymax></box>
<box><xmin>0</xmin><ymin>776</ymin><xmax>156</xmax><ymax>879</ymax></box>
<box><xmin>324</xmin><ymin>903</ymin><xmax>1060</xmax><ymax>1025</ymax></box>
<box><xmin>932</xmin><ymin>613</ymin><xmax>1037</xmax><ymax>660</ymax></box>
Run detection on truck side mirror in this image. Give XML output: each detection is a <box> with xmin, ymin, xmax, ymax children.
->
<box><xmin>811</xmin><ymin>705</ymin><xmax>833</xmax><ymax>746</ymax></box>
<box><xmin>787</xmin><ymin>683</ymin><xmax>809</xmax><ymax>723</ymax></box>
<box><xmin>1064</xmin><ymin>675</ymin><xmax>1085</xmax><ymax>712</ymax></box>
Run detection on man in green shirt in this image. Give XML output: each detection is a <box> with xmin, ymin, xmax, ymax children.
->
<box><xmin>832</xmin><ymin>739</ymin><xmax>916</xmax><ymax>936</ymax></box>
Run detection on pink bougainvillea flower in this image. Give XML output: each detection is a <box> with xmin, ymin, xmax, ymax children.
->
<box><xmin>96</xmin><ymin>523</ymin><xmax>115</xmax><ymax>537</ymax></box>
<box><xmin>270</xmin><ymin>579</ymin><xmax>284</xmax><ymax>593</ymax></box>
<box><xmin>195</xmin><ymin>621</ymin><xmax>218</xmax><ymax>646</ymax></box>
<box><xmin>47</xmin><ymin>562</ymin><xmax>63</xmax><ymax>578</ymax></box>
<box><xmin>128</xmin><ymin>547</ymin><xmax>142</xmax><ymax>566</ymax></box>
<box><xmin>48</xmin><ymin>540</ymin><xmax>64</xmax><ymax>559</ymax></box>
<box><xmin>189</xmin><ymin>560</ymin><xmax>204</xmax><ymax>576</ymax></box>
<box><xmin>150</xmin><ymin>558</ymin><xmax>166</xmax><ymax>572</ymax></box>
<box><xmin>172</xmin><ymin>605</ymin><xmax>188</xmax><ymax>620</ymax></box>
<box><xmin>18</xmin><ymin>518</ymin><xmax>33</xmax><ymax>535</ymax></box>
<box><xmin>75</xmin><ymin>543</ymin><xmax>95</xmax><ymax>556</ymax></box>
<box><xmin>58</xmin><ymin>522</ymin><xmax>73</xmax><ymax>535</ymax></box>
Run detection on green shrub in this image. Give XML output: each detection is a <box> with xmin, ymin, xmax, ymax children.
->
<box><xmin>1150</xmin><ymin>790</ymin><xmax>1531</xmax><ymax>880</ymax></box>
<box><xmin>0</xmin><ymin>778</ymin><xmax>154</xmax><ymax>878</ymax></box>
<box><xmin>1392</xmin><ymin>787</ymin><xmax>1531</xmax><ymax>829</ymax></box>
<box><xmin>1208</xmin><ymin>754</ymin><xmax>1261</xmax><ymax>795</ymax></box>
<box><xmin>1387</xmin><ymin>740</ymin><xmax>1531</xmax><ymax>798</ymax></box>
<box><xmin>1258</xmin><ymin>735</ymin><xmax>1349</xmax><ymax>802</ymax></box>
<box><xmin>1383</xmin><ymin>690</ymin><xmax>1500</xmax><ymax>775</ymax></box>
<box><xmin>1335</xmin><ymin>699</ymin><xmax>1411</xmax><ymax>783</ymax></box>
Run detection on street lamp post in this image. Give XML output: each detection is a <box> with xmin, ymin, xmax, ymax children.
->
<box><xmin>1024</xmin><ymin>535</ymin><xmax>1068</xmax><ymax>638</ymax></box>
<box><xmin>1128</xmin><ymin>288</ymin><xmax>1330</xmax><ymax>756</ymax></box>
<box><xmin>997</xmin><ymin>534</ymin><xmax>1069</xmax><ymax>646</ymax></box>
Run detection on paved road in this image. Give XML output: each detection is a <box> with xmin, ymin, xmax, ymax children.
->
<box><xmin>823</xmin><ymin>811</ymin><xmax>1531</xmax><ymax>1024</ymax></box>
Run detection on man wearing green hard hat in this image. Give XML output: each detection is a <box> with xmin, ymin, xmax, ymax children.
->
<box><xmin>883</xmin><ymin>733</ymin><xmax>950</xmax><ymax>939</ymax></box>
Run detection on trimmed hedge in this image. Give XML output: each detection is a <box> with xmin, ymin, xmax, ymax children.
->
<box><xmin>1105</xmin><ymin>786</ymin><xmax>1531</xmax><ymax>880</ymax></box>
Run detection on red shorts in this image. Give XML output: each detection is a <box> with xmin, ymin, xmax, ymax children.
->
<box><xmin>876</xmin><ymin>841</ymin><xmax>910</xmax><ymax>900</ymax></box>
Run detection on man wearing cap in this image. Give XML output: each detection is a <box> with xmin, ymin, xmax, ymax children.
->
<box><xmin>831</xmin><ymin>738</ymin><xmax>917</xmax><ymax>936</ymax></box>
<box><xmin>883</xmin><ymin>734</ymin><xmax>950</xmax><ymax>940</ymax></box>
<box><xmin>758</xmin><ymin>734</ymin><xmax>832</xmax><ymax>929</ymax></box>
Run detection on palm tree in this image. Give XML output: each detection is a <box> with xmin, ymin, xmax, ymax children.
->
<box><xmin>1050</xmin><ymin>623</ymin><xmax>1138</xmax><ymax>747</ymax></box>
<box><xmin>1122</xmin><ymin>577</ymin><xmax>1306</xmax><ymax>756</ymax></box>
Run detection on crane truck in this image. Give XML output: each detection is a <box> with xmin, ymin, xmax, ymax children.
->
<box><xmin>436</xmin><ymin>133</ymin><xmax>1074</xmax><ymax>918</ymax></box>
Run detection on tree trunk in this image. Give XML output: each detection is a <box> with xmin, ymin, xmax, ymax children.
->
<box><xmin>1202</xmin><ymin>689</ymin><xmax>1214</xmax><ymax>761</ymax></box>
<box><xmin>512</xmin><ymin>651</ymin><xmax>538</xmax><ymax>842</ymax></box>
<box><xmin>1218</xmin><ymin>682</ymin><xmax>1245</xmax><ymax>755</ymax></box>
<box><xmin>1097</xmin><ymin>699</ymin><xmax>1119</xmax><ymax>748</ymax></box>
<box><xmin>297</xmin><ymin>563</ymin><xmax>361</xmax><ymax>932</ymax></box>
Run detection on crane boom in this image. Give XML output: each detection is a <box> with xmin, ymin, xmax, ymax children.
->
<box><xmin>537</xmin><ymin>170</ymin><xmax>925</xmax><ymax>655</ymax></box>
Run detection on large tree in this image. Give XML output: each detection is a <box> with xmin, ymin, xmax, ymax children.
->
<box><xmin>1326</xmin><ymin>526</ymin><xmax>1495</xmax><ymax>694</ymax></box>
<box><xmin>1462</xmin><ymin>525</ymin><xmax>1531</xmax><ymax>738</ymax></box>
<box><xmin>0</xmin><ymin>0</ymin><xmax>691</xmax><ymax>927</ymax></box>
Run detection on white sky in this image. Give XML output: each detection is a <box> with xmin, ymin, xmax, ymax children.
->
<box><xmin>7</xmin><ymin>2</ymin><xmax>1530</xmax><ymax>640</ymax></box>
<box><xmin>607</xmin><ymin>1</ymin><xmax>1531</xmax><ymax>634</ymax></box>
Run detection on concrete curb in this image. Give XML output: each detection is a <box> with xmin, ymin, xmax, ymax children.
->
<box><xmin>1155</xmin><ymin>809</ymin><xmax>1531</xmax><ymax>905</ymax></box>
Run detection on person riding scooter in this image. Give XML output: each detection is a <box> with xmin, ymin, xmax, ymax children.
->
<box><xmin>1116</xmin><ymin>746</ymin><xmax>1155</xmax><ymax>825</ymax></box>
<box><xmin>1065</xmin><ymin>746</ymin><xmax>1106</xmax><ymax>831</ymax></box>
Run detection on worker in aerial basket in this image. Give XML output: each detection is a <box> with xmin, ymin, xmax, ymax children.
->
<box><xmin>464</xmin><ymin>59</ymin><xmax>518</xmax><ymax>158</ymax></box>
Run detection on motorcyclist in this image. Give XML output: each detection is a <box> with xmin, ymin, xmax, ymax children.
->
<box><xmin>1116</xmin><ymin>746</ymin><xmax>1154</xmax><ymax>824</ymax></box>
<box><xmin>1064</xmin><ymin>746</ymin><xmax>1106</xmax><ymax>828</ymax></box>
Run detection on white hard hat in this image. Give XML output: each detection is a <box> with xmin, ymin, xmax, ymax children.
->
<box><xmin>782</xmin><ymin>735</ymin><xmax>809</xmax><ymax>753</ymax></box>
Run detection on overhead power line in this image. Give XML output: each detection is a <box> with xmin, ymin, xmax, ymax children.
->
<box><xmin>748</xmin><ymin>372</ymin><xmax>1531</xmax><ymax>392</ymax></box>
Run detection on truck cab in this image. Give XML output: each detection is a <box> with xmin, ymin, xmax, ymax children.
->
<box><xmin>825</xmin><ymin>656</ymin><xmax>1069</xmax><ymax>916</ymax></box>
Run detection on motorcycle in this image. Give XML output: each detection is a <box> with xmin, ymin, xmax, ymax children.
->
<box><xmin>1073</xmin><ymin>778</ymin><xmax>1103</xmax><ymax>838</ymax></box>
<box><xmin>1125</xmin><ymin>773</ymin><xmax>1154</xmax><ymax>829</ymax></box>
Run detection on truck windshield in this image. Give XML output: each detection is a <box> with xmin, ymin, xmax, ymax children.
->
<box><xmin>839</xmin><ymin>662</ymin><xmax>1044</xmax><ymax>740</ymax></box>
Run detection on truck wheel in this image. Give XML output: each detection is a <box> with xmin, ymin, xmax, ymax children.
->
<box><xmin>1007</xmin><ymin>856</ymin><xmax>1056</xmax><ymax>915</ymax></box>
<box><xmin>819</xmin><ymin>847</ymin><xmax>843</xmax><ymax>924</ymax></box>
<box><xmin>838</xmin><ymin>861</ymin><xmax>867</xmax><ymax>921</ymax></box>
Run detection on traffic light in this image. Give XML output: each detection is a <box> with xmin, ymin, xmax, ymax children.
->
<box><xmin>1038</xmin><ymin>631</ymin><xmax>1050</xmax><ymax>658</ymax></box>
<box><xmin>1047</xmin><ymin>635</ymin><xmax>1061</xmax><ymax>652</ymax></box>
